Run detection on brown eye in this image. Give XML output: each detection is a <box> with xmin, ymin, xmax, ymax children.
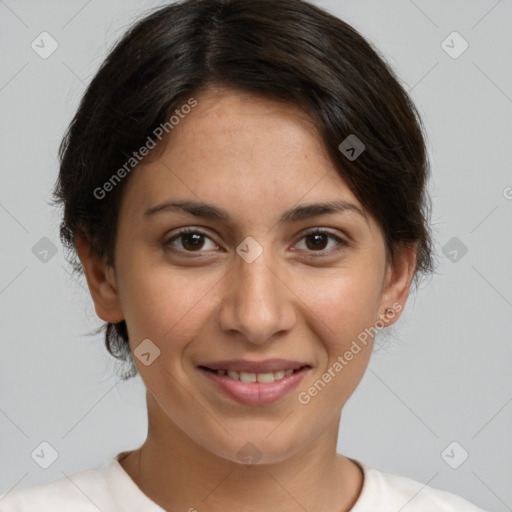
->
<box><xmin>165</xmin><ymin>228</ymin><xmax>218</xmax><ymax>254</ymax></box>
<box><xmin>180</xmin><ymin>232</ymin><xmax>205</xmax><ymax>251</ymax></box>
<box><xmin>304</xmin><ymin>232</ymin><xmax>329</xmax><ymax>250</ymax></box>
<box><xmin>296</xmin><ymin>229</ymin><xmax>348</xmax><ymax>255</ymax></box>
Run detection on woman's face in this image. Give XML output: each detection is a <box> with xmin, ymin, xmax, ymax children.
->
<box><xmin>85</xmin><ymin>86</ymin><xmax>414</xmax><ymax>464</ymax></box>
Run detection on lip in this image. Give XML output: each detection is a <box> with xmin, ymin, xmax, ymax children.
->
<box><xmin>197</xmin><ymin>360</ymin><xmax>311</xmax><ymax>406</ymax></box>
<box><xmin>198</xmin><ymin>358</ymin><xmax>309</xmax><ymax>373</ymax></box>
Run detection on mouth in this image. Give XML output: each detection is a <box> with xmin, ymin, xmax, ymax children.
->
<box><xmin>199</xmin><ymin>365</ymin><xmax>309</xmax><ymax>383</ymax></box>
<box><xmin>196</xmin><ymin>359</ymin><xmax>312</xmax><ymax>405</ymax></box>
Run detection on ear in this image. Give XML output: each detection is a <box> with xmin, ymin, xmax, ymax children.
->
<box><xmin>74</xmin><ymin>235</ymin><xmax>124</xmax><ymax>324</ymax></box>
<box><xmin>378</xmin><ymin>242</ymin><xmax>417</xmax><ymax>326</ymax></box>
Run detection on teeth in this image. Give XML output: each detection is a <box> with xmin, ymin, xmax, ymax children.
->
<box><xmin>256</xmin><ymin>372</ymin><xmax>275</xmax><ymax>383</ymax></box>
<box><xmin>239</xmin><ymin>371</ymin><xmax>257</xmax><ymax>383</ymax></box>
<box><xmin>215</xmin><ymin>368</ymin><xmax>299</xmax><ymax>382</ymax></box>
<box><xmin>273</xmin><ymin>370</ymin><xmax>285</xmax><ymax>380</ymax></box>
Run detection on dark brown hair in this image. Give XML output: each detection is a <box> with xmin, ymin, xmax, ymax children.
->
<box><xmin>52</xmin><ymin>0</ymin><xmax>435</xmax><ymax>380</ymax></box>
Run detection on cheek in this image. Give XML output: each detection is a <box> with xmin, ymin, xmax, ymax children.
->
<box><xmin>294</xmin><ymin>264</ymin><xmax>383</xmax><ymax>349</ymax></box>
<box><xmin>117</xmin><ymin>239</ymin><xmax>384</xmax><ymax>359</ymax></box>
<box><xmin>293</xmin><ymin>270</ymin><xmax>380</xmax><ymax>409</ymax></box>
<box><xmin>117</xmin><ymin>259</ymin><xmax>222</xmax><ymax>349</ymax></box>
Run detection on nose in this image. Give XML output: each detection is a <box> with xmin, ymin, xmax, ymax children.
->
<box><xmin>217</xmin><ymin>243</ymin><xmax>296</xmax><ymax>345</ymax></box>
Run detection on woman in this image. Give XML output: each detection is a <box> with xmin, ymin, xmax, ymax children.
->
<box><xmin>0</xmin><ymin>0</ymin><xmax>486</xmax><ymax>510</ymax></box>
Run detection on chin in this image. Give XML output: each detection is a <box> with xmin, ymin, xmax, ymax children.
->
<box><xmin>206</xmin><ymin>431</ymin><xmax>304</xmax><ymax>467</ymax></box>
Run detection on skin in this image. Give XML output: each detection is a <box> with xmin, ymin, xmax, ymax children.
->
<box><xmin>75</xmin><ymin>86</ymin><xmax>416</xmax><ymax>511</ymax></box>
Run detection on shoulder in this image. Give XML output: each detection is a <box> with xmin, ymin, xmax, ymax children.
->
<box><xmin>352</xmin><ymin>460</ymin><xmax>488</xmax><ymax>512</ymax></box>
<box><xmin>0</xmin><ymin>464</ymin><xmax>114</xmax><ymax>511</ymax></box>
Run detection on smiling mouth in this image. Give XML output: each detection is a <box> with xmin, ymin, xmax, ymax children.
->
<box><xmin>199</xmin><ymin>365</ymin><xmax>310</xmax><ymax>383</ymax></box>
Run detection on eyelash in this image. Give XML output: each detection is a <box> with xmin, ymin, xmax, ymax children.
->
<box><xmin>164</xmin><ymin>227</ymin><xmax>348</xmax><ymax>258</ymax></box>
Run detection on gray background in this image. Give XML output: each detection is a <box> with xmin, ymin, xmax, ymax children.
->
<box><xmin>0</xmin><ymin>1</ymin><xmax>511</xmax><ymax>510</ymax></box>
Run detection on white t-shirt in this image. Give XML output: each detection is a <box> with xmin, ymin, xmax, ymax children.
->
<box><xmin>0</xmin><ymin>452</ymin><xmax>487</xmax><ymax>511</ymax></box>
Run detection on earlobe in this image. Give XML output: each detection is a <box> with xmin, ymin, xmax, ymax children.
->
<box><xmin>379</xmin><ymin>243</ymin><xmax>417</xmax><ymax>326</ymax></box>
<box><xmin>74</xmin><ymin>235</ymin><xmax>124</xmax><ymax>324</ymax></box>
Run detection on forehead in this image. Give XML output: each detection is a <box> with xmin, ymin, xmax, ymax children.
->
<box><xmin>165</xmin><ymin>86</ymin><xmax>330</xmax><ymax>172</ymax></box>
<box><xmin>119</xmin><ymin>87</ymin><xmax>364</xmax><ymax>223</ymax></box>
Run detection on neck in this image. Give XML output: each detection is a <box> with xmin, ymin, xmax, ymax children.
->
<box><xmin>119</xmin><ymin>393</ymin><xmax>364</xmax><ymax>512</ymax></box>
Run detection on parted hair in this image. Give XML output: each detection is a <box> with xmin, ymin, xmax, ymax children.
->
<box><xmin>52</xmin><ymin>0</ymin><xmax>435</xmax><ymax>380</ymax></box>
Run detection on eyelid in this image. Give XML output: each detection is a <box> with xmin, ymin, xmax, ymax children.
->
<box><xmin>164</xmin><ymin>226</ymin><xmax>349</xmax><ymax>256</ymax></box>
<box><xmin>292</xmin><ymin>228</ymin><xmax>349</xmax><ymax>256</ymax></box>
<box><xmin>165</xmin><ymin>227</ymin><xmax>221</xmax><ymax>254</ymax></box>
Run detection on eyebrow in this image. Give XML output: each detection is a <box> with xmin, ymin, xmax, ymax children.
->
<box><xmin>143</xmin><ymin>199</ymin><xmax>368</xmax><ymax>226</ymax></box>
